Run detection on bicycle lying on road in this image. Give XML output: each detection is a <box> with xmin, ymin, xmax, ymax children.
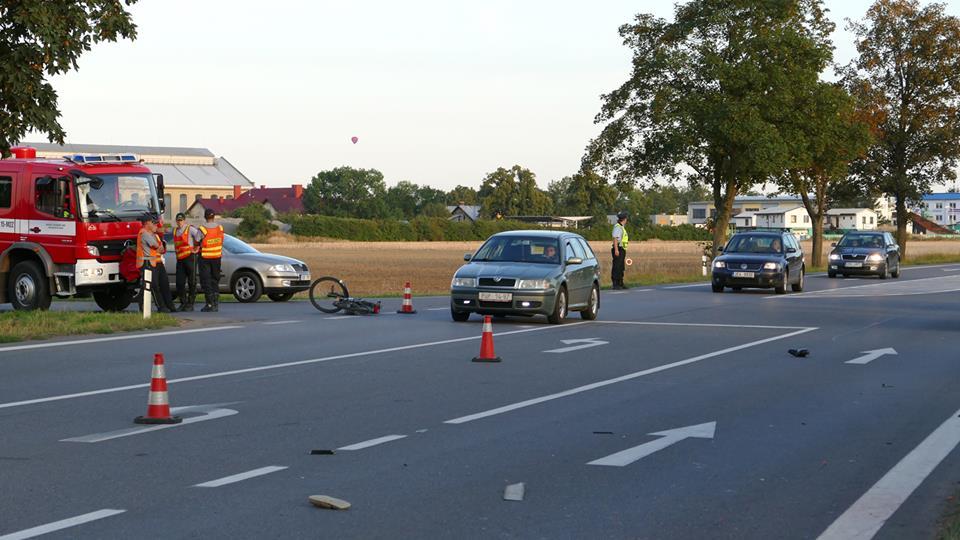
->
<box><xmin>308</xmin><ymin>276</ymin><xmax>381</xmax><ymax>315</ymax></box>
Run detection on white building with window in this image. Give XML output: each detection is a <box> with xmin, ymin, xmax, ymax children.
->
<box><xmin>826</xmin><ymin>208</ymin><xmax>878</xmax><ymax>231</ymax></box>
<box><xmin>919</xmin><ymin>193</ymin><xmax>960</xmax><ymax>227</ymax></box>
<box><xmin>754</xmin><ymin>206</ymin><xmax>812</xmax><ymax>238</ymax></box>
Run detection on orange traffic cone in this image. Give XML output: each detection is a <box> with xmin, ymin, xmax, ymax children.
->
<box><xmin>472</xmin><ymin>316</ymin><xmax>502</xmax><ymax>363</ymax></box>
<box><xmin>397</xmin><ymin>282</ymin><xmax>417</xmax><ymax>314</ymax></box>
<box><xmin>134</xmin><ymin>353</ymin><xmax>182</xmax><ymax>424</ymax></box>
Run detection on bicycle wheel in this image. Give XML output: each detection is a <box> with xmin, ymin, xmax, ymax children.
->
<box><xmin>309</xmin><ymin>276</ymin><xmax>349</xmax><ymax>313</ymax></box>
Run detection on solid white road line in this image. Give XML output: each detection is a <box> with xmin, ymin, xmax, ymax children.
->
<box><xmin>193</xmin><ymin>466</ymin><xmax>288</xmax><ymax>488</ymax></box>
<box><xmin>445</xmin><ymin>327</ymin><xmax>817</xmax><ymax>424</ymax></box>
<box><xmin>0</xmin><ymin>326</ymin><xmax>243</xmax><ymax>354</ymax></box>
<box><xmin>262</xmin><ymin>320</ymin><xmax>301</xmax><ymax>325</ymax></box>
<box><xmin>662</xmin><ymin>283</ymin><xmax>709</xmax><ymax>289</ymax></box>
<box><xmin>427</xmin><ymin>307</ymin><xmax>448</xmax><ymax>311</ymax></box>
<box><xmin>818</xmin><ymin>405</ymin><xmax>960</xmax><ymax>540</ymax></box>
<box><xmin>0</xmin><ymin>323</ymin><xmax>587</xmax><ymax>411</ymax></box>
<box><xmin>338</xmin><ymin>434</ymin><xmax>408</xmax><ymax>451</ymax></box>
<box><xmin>594</xmin><ymin>321</ymin><xmax>808</xmax><ymax>330</ymax></box>
<box><xmin>0</xmin><ymin>509</ymin><xmax>126</xmax><ymax>540</ymax></box>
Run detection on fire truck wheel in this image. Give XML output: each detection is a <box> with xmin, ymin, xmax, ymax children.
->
<box><xmin>9</xmin><ymin>261</ymin><xmax>52</xmax><ymax>311</ymax></box>
<box><xmin>231</xmin><ymin>270</ymin><xmax>263</xmax><ymax>303</ymax></box>
<box><xmin>93</xmin><ymin>286</ymin><xmax>135</xmax><ymax>312</ymax></box>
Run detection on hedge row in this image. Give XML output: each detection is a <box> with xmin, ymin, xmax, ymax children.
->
<box><xmin>288</xmin><ymin>215</ymin><xmax>712</xmax><ymax>242</ymax></box>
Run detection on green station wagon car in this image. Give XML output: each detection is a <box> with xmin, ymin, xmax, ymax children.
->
<box><xmin>450</xmin><ymin>231</ymin><xmax>600</xmax><ymax>324</ymax></box>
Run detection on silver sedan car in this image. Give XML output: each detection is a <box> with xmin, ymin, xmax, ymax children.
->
<box><xmin>162</xmin><ymin>233</ymin><xmax>311</xmax><ymax>302</ymax></box>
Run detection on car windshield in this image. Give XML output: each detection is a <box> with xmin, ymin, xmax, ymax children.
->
<box><xmin>76</xmin><ymin>174</ymin><xmax>159</xmax><ymax>222</ymax></box>
<box><xmin>725</xmin><ymin>234</ymin><xmax>784</xmax><ymax>254</ymax></box>
<box><xmin>472</xmin><ymin>236</ymin><xmax>561</xmax><ymax>264</ymax></box>
<box><xmin>223</xmin><ymin>234</ymin><xmax>259</xmax><ymax>254</ymax></box>
<box><xmin>838</xmin><ymin>234</ymin><xmax>884</xmax><ymax>248</ymax></box>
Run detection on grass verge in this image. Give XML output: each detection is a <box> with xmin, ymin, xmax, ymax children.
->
<box><xmin>938</xmin><ymin>491</ymin><xmax>960</xmax><ymax>540</ymax></box>
<box><xmin>0</xmin><ymin>311</ymin><xmax>178</xmax><ymax>344</ymax></box>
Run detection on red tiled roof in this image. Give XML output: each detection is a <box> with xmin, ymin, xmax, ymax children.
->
<box><xmin>191</xmin><ymin>185</ymin><xmax>305</xmax><ymax>215</ymax></box>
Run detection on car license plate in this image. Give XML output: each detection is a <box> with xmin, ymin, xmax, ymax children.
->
<box><xmin>845</xmin><ymin>262</ymin><xmax>863</xmax><ymax>268</ymax></box>
<box><xmin>732</xmin><ymin>271</ymin><xmax>755</xmax><ymax>278</ymax></box>
<box><xmin>479</xmin><ymin>292</ymin><xmax>512</xmax><ymax>302</ymax></box>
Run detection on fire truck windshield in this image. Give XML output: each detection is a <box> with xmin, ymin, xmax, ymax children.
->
<box><xmin>76</xmin><ymin>173</ymin><xmax>159</xmax><ymax>222</ymax></box>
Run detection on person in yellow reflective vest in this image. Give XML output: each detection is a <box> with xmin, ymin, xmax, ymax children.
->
<box><xmin>173</xmin><ymin>213</ymin><xmax>203</xmax><ymax>311</ymax></box>
<box><xmin>198</xmin><ymin>208</ymin><xmax>224</xmax><ymax>312</ymax></box>
<box><xmin>611</xmin><ymin>212</ymin><xmax>629</xmax><ymax>289</ymax></box>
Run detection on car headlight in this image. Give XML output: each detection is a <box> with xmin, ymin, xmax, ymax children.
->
<box><xmin>517</xmin><ymin>279</ymin><xmax>553</xmax><ymax>289</ymax></box>
<box><xmin>829</xmin><ymin>253</ymin><xmax>841</xmax><ymax>261</ymax></box>
<box><xmin>763</xmin><ymin>262</ymin><xmax>780</xmax><ymax>270</ymax></box>
<box><xmin>451</xmin><ymin>277</ymin><xmax>477</xmax><ymax>288</ymax></box>
<box><xmin>866</xmin><ymin>253</ymin><xmax>884</xmax><ymax>262</ymax></box>
<box><xmin>714</xmin><ymin>261</ymin><xmax>726</xmax><ymax>268</ymax></box>
<box><xmin>268</xmin><ymin>264</ymin><xmax>295</xmax><ymax>273</ymax></box>
<box><xmin>86</xmin><ymin>245</ymin><xmax>99</xmax><ymax>256</ymax></box>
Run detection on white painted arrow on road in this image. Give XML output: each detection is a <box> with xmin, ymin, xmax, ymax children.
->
<box><xmin>845</xmin><ymin>348</ymin><xmax>898</xmax><ymax>365</ymax></box>
<box><xmin>60</xmin><ymin>404</ymin><xmax>239</xmax><ymax>443</ymax></box>
<box><xmin>587</xmin><ymin>421</ymin><xmax>717</xmax><ymax>467</ymax></box>
<box><xmin>544</xmin><ymin>338</ymin><xmax>609</xmax><ymax>354</ymax></box>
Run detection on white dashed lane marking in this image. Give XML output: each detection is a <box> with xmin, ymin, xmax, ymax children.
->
<box><xmin>193</xmin><ymin>466</ymin><xmax>288</xmax><ymax>488</ymax></box>
<box><xmin>0</xmin><ymin>509</ymin><xmax>126</xmax><ymax>540</ymax></box>
<box><xmin>338</xmin><ymin>434</ymin><xmax>408</xmax><ymax>451</ymax></box>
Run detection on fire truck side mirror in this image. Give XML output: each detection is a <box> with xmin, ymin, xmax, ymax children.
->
<box><xmin>153</xmin><ymin>173</ymin><xmax>164</xmax><ymax>197</ymax></box>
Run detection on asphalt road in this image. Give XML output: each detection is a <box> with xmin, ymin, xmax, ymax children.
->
<box><xmin>2</xmin><ymin>264</ymin><xmax>960</xmax><ymax>539</ymax></box>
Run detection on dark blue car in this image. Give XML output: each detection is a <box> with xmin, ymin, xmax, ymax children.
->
<box><xmin>712</xmin><ymin>231</ymin><xmax>805</xmax><ymax>294</ymax></box>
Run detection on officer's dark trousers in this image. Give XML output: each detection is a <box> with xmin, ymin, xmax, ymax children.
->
<box><xmin>198</xmin><ymin>257</ymin><xmax>222</xmax><ymax>307</ymax></box>
<box><xmin>143</xmin><ymin>263</ymin><xmax>175</xmax><ymax>311</ymax></box>
<box><xmin>176</xmin><ymin>255</ymin><xmax>197</xmax><ymax>307</ymax></box>
<box><xmin>611</xmin><ymin>247</ymin><xmax>626</xmax><ymax>286</ymax></box>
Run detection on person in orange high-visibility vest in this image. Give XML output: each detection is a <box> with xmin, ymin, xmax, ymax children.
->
<box><xmin>173</xmin><ymin>213</ymin><xmax>203</xmax><ymax>311</ymax></box>
<box><xmin>137</xmin><ymin>216</ymin><xmax>176</xmax><ymax>312</ymax></box>
<box><xmin>198</xmin><ymin>208</ymin><xmax>224</xmax><ymax>312</ymax></box>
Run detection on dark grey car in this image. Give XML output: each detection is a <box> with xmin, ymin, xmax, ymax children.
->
<box><xmin>828</xmin><ymin>231</ymin><xmax>901</xmax><ymax>279</ymax></box>
<box><xmin>450</xmin><ymin>231</ymin><xmax>601</xmax><ymax>324</ymax></box>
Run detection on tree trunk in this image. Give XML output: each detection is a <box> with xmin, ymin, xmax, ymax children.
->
<box><xmin>798</xmin><ymin>190</ymin><xmax>824</xmax><ymax>267</ymax></box>
<box><xmin>711</xmin><ymin>179</ymin><xmax>738</xmax><ymax>256</ymax></box>
<box><xmin>895</xmin><ymin>194</ymin><xmax>909</xmax><ymax>261</ymax></box>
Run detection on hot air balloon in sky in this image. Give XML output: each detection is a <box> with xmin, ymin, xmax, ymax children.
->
<box><xmin>351</xmin><ymin>136</ymin><xmax>359</xmax><ymax>144</ymax></box>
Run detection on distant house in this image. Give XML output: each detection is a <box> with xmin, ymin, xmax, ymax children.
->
<box><xmin>825</xmin><ymin>208</ymin><xmax>878</xmax><ymax>231</ymax></box>
<box><xmin>919</xmin><ymin>193</ymin><xmax>960</xmax><ymax>227</ymax></box>
<box><xmin>650</xmin><ymin>214</ymin><xmax>689</xmax><ymax>226</ymax></box>
<box><xmin>730</xmin><ymin>212</ymin><xmax>757</xmax><ymax>229</ymax></box>
<box><xmin>447</xmin><ymin>204</ymin><xmax>481</xmax><ymax>223</ymax></box>
<box><xmin>187</xmin><ymin>184</ymin><xmax>304</xmax><ymax>219</ymax></box>
<box><xmin>754</xmin><ymin>206</ymin><xmax>812</xmax><ymax>238</ymax></box>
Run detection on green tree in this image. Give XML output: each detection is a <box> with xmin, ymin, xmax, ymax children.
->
<box><xmin>552</xmin><ymin>170</ymin><xmax>617</xmax><ymax>217</ymax></box>
<box><xmin>0</xmin><ymin>1</ymin><xmax>138</xmax><ymax>156</ymax></box>
<box><xmin>384</xmin><ymin>180</ymin><xmax>419</xmax><ymax>219</ymax></box>
<box><xmin>303</xmin><ymin>166</ymin><xmax>390</xmax><ymax>219</ymax></box>
<box><xmin>843</xmin><ymin>0</ymin><xmax>960</xmax><ymax>259</ymax></box>
<box><xmin>586</xmin><ymin>0</ymin><xmax>835</xmax><ymax>253</ymax></box>
<box><xmin>446</xmin><ymin>185</ymin><xmax>478</xmax><ymax>205</ymax></box>
<box><xmin>235</xmin><ymin>203</ymin><xmax>277</xmax><ymax>239</ymax></box>
<box><xmin>777</xmin><ymin>82</ymin><xmax>873</xmax><ymax>266</ymax></box>
<box><xmin>477</xmin><ymin>165</ymin><xmax>553</xmax><ymax>218</ymax></box>
<box><xmin>420</xmin><ymin>201</ymin><xmax>450</xmax><ymax>218</ymax></box>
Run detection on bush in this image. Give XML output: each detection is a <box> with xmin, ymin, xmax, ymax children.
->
<box><xmin>235</xmin><ymin>203</ymin><xmax>278</xmax><ymax>239</ymax></box>
<box><xmin>287</xmin><ymin>214</ymin><xmax>711</xmax><ymax>242</ymax></box>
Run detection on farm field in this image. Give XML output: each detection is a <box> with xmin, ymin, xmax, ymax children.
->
<box><xmin>252</xmin><ymin>238</ymin><xmax>960</xmax><ymax>297</ymax></box>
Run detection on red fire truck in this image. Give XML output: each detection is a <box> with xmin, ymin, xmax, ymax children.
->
<box><xmin>0</xmin><ymin>146</ymin><xmax>166</xmax><ymax>311</ymax></box>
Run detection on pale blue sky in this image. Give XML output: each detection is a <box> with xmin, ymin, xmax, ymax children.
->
<box><xmin>37</xmin><ymin>0</ymin><xmax>959</xmax><ymax>190</ymax></box>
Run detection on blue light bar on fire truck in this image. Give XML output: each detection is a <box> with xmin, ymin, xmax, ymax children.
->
<box><xmin>63</xmin><ymin>154</ymin><xmax>140</xmax><ymax>164</ymax></box>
